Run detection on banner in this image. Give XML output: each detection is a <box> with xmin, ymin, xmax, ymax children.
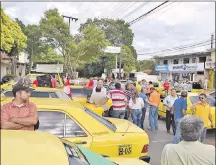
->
<box><xmin>154</xmin><ymin>65</ymin><xmax>168</xmax><ymax>72</ymax></box>
<box><xmin>36</xmin><ymin>64</ymin><xmax>63</xmax><ymax>73</ymax></box>
<box><xmin>169</xmin><ymin>63</ymin><xmax>204</xmax><ymax>72</ymax></box>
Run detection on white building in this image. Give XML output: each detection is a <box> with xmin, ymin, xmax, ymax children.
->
<box><xmin>154</xmin><ymin>51</ymin><xmax>211</xmax><ymax>84</ymax></box>
<box><xmin>0</xmin><ymin>51</ymin><xmax>11</xmax><ymax>81</ymax></box>
<box><xmin>16</xmin><ymin>52</ymin><xmax>29</xmax><ymax>76</ymax></box>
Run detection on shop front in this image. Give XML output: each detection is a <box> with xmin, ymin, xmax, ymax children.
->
<box><xmin>154</xmin><ymin>64</ymin><xmax>169</xmax><ymax>81</ymax></box>
<box><xmin>205</xmin><ymin>61</ymin><xmax>215</xmax><ymax>89</ymax></box>
<box><xmin>169</xmin><ymin>63</ymin><xmax>204</xmax><ymax>82</ymax></box>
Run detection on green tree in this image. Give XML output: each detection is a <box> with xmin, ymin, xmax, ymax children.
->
<box><xmin>1</xmin><ymin>8</ymin><xmax>27</xmax><ymax>53</ymax></box>
<box><xmin>79</xmin><ymin>18</ymin><xmax>137</xmax><ymax>59</ymax></box>
<box><xmin>32</xmin><ymin>47</ymin><xmax>64</xmax><ymax>63</ymax></box>
<box><xmin>66</xmin><ymin>24</ymin><xmax>109</xmax><ymax>76</ymax></box>
<box><xmin>136</xmin><ymin>60</ymin><xmax>157</xmax><ymax>74</ymax></box>
<box><xmin>39</xmin><ymin>8</ymin><xmax>70</xmax><ymax>57</ymax></box>
<box><xmin>121</xmin><ymin>46</ymin><xmax>136</xmax><ymax>76</ymax></box>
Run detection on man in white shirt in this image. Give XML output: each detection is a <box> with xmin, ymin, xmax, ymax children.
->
<box><xmin>161</xmin><ymin>115</ymin><xmax>215</xmax><ymax>165</ymax></box>
<box><xmin>163</xmin><ymin>88</ymin><xmax>178</xmax><ymax>133</ymax></box>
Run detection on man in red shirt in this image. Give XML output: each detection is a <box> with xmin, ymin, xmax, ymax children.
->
<box><xmin>163</xmin><ymin>79</ymin><xmax>170</xmax><ymax>96</ymax></box>
<box><xmin>1</xmin><ymin>78</ymin><xmax>38</xmax><ymax>130</ymax></box>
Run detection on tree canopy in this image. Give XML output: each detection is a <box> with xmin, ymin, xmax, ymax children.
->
<box><xmin>1</xmin><ymin>8</ymin><xmax>27</xmax><ymax>53</ymax></box>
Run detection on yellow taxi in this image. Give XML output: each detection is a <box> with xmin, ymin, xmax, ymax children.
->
<box><xmin>0</xmin><ymin>80</ymin><xmax>16</xmax><ymax>92</ymax></box>
<box><xmin>2</xmin><ymin>130</ymin><xmax>149</xmax><ymax>165</ymax></box>
<box><xmin>158</xmin><ymin>92</ymin><xmax>215</xmax><ymax>129</ymax></box>
<box><xmin>2</xmin><ymin>98</ymin><xmax>150</xmax><ymax>162</ymax></box>
<box><xmin>26</xmin><ymin>73</ymin><xmax>45</xmax><ymax>81</ymax></box>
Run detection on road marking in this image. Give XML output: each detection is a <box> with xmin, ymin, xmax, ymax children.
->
<box><xmin>151</xmin><ymin>140</ymin><xmax>171</xmax><ymax>143</ymax></box>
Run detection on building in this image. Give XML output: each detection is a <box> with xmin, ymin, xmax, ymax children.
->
<box><xmin>16</xmin><ymin>52</ymin><xmax>29</xmax><ymax>77</ymax></box>
<box><xmin>205</xmin><ymin>48</ymin><xmax>215</xmax><ymax>89</ymax></box>
<box><xmin>154</xmin><ymin>51</ymin><xmax>211</xmax><ymax>85</ymax></box>
<box><xmin>0</xmin><ymin>51</ymin><xmax>11</xmax><ymax>81</ymax></box>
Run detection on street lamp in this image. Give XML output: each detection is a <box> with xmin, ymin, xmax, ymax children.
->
<box><xmin>62</xmin><ymin>15</ymin><xmax>78</xmax><ymax>34</ymax></box>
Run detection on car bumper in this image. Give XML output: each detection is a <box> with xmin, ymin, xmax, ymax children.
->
<box><xmin>139</xmin><ymin>155</ymin><xmax>150</xmax><ymax>163</ymax></box>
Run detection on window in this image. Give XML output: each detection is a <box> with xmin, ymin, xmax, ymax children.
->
<box><xmin>71</xmin><ymin>88</ymin><xmax>85</xmax><ymax>97</ymax></box>
<box><xmin>183</xmin><ymin>58</ymin><xmax>190</xmax><ymax>64</ymax></box>
<box><xmin>163</xmin><ymin>60</ymin><xmax>168</xmax><ymax>64</ymax></box>
<box><xmin>65</xmin><ymin>116</ymin><xmax>87</xmax><ymax>137</ymax></box>
<box><xmin>199</xmin><ymin>57</ymin><xmax>206</xmax><ymax>63</ymax></box>
<box><xmin>153</xmin><ymin>82</ymin><xmax>159</xmax><ymax>87</ymax></box>
<box><xmin>49</xmin><ymin>92</ymin><xmax>59</xmax><ymax>98</ymax></box>
<box><xmin>192</xmin><ymin>58</ymin><xmax>196</xmax><ymax>63</ymax></box>
<box><xmin>173</xmin><ymin>59</ymin><xmax>178</xmax><ymax>64</ymax></box>
<box><xmin>190</xmin><ymin>96</ymin><xmax>215</xmax><ymax>107</ymax></box>
<box><xmin>38</xmin><ymin>111</ymin><xmax>65</xmax><ymax>137</ymax></box>
<box><xmin>56</xmin><ymin>91</ymin><xmax>72</xmax><ymax>100</ymax></box>
<box><xmin>31</xmin><ymin>91</ymin><xmax>50</xmax><ymax>98</ymax></box>
<box><xmin>3</xmin><ymin>91</ymin><xmax>13</xmax><ymax>97</ymax></box>
<box><xmin>85</xmin><ymin>109</ymin><xmax>117</xmax><ymax>132</ymax></box>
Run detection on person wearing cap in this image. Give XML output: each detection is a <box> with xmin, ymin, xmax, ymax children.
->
<box><xmin>171</xmin><ymin>90</ymin><xmax>188</xmax><ymax>144</ymax></box>
<box><xmin>1</xmin><ymin>78</ymin><xmax>38</xmax><ymax>131</ymax></box>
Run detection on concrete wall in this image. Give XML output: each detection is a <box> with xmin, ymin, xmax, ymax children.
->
<box><xmin>1</xmin><ymin>63</ymin><xmax>10</xmax><ymax>81</ymax></box>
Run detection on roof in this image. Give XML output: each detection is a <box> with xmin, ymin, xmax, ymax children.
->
<box><xmin>2</xmin><ymin>97</ymin><xmax>84</xmax><ymax>109</ymax></box>
<box><xmin>1</xmin><ymin>130</ymin><xmax>68</xmax><ymax>165</ymax></box>
<box><xmin>154</xmin><ymin>51</ymin><xmax>211</xmax><ymax>59</ymax></box>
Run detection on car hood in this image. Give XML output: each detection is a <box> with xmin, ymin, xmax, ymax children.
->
<box><xmin>106</xmin><ymin>118</ymin><xmax>144</xmax><ymax>133</ymax></box>
<box><xmin>108</xmin><ymin>158</ymin><xmax>150</xmax><ymax>165</ymax></box>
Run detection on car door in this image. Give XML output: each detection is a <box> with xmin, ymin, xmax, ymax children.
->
<box><xmin>158</xmin><ymin>96</ymin><xmax>166</xmax><ymax>118</ymax></box>
<box><xmin>37</xmin><ymin>110</ymin><xmax>93</xmax><ymax>148</ymax></box>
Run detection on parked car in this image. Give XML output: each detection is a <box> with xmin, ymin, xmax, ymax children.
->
<box><xmin>2</xmin><ymin>130</ymin><xmax>150</xmax><ymax>165</ymax></box>
<box><xmin>2</xmin><ymin>98</ymin><xmax>150</xmax><ymax>162</ymax></box>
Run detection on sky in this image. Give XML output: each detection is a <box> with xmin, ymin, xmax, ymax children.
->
<box><xmin>2</xmin><ymin>1</ymin><xmax>215</xmax><ymax>60</ymax></box>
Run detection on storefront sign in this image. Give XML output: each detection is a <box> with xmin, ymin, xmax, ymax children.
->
<box><xmin>36</xmin><ymin>64</ymin><xmax>63</xmax><ymax>73</ymax></box>
<box><xmin>154</xmin><ymin>65</ymin><xmax>168</xmax><ymax>72</ymax></box>
<box><xmin>169</xmin><ymin>63</ymin><xmax>204</xmax><ymax>72</ymax></box>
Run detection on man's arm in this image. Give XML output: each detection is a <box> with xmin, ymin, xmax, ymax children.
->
<box><xmin>1</xmin><ymin>122</ymin><xmax>24</xmax><ymax>130</ymax></box>
<box><xmin>96</xmin><ymin>97</ymin><xmax>109</xmax><ymax>107</ymax></box>
<box><xmin>190</xmin><ymin>101</ymin><xmax>201</xmax><ymax>110</ymax></box>
<box><xmin>145</xmin><ymin>98</ymin><xmax>152</xmax><ymax>105</ymax></box>
<box><xmin>208</xmin><ymin>107</ymin><xmax>213</xmax><ymax>127</ymax></box>
<box><xmin>9</xmin><ymin>104</ymin><xmax>38</xmax><ymax>126</ymax></box>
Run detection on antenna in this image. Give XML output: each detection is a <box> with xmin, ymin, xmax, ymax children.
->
<box><xmin>122</xmin><ymin>120</ymin><xmax>133</xmax><ymax>136</ymax></box>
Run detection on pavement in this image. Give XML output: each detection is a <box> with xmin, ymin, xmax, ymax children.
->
<box><xmin>143</xmin><ymin>110</ymin><xmax>215</xmax><ymax>165</ymax></box>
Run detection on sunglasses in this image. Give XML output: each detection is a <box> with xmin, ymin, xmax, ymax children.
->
<box><xmin>199</xmin><ymin>97</ymin><xmax>205</xmax><ymax>100</ymax></box>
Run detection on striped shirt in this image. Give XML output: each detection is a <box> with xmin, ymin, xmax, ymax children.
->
<box><xmin>107</xmin><ymin>89</ymin><xmax>127</xmax><ymax>111</ymax></box>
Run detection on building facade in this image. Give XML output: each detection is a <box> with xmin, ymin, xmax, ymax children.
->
<box><xmin>154</xmin><ymin>52</ymin><xmax>211</xmax><ymax>86</ymax></box>
<box><xmin>205</xmin><ymin>49</ymin><xmax>215</xmax><ymax>89</ymax></box>
<box><xmin>0</xmin><ymin>51</ymin><xmax>11</xmax><ymax>81</ymax></box>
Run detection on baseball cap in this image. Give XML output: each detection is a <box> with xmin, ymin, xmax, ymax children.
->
<box><xmin>12</xmin><ymin>77</ymin><xmax>34</xmax><ymax>93</ymax></box>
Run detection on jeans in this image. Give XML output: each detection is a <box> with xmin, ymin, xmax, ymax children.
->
<box><xmin>132</xmin><ymin>109</ymin><xmax>142</xmax><ymax>128</ymax></box>
<box><xmin>149</xmin><ymin>105</ymin><xmax>158</xmax><ymax>130</ymax></box>
<box><xmin>111</xmin><ymin>110</ymin><xmax>125</xmax><ymax>119</ymax></box>
<box><xmin>166</xmin><ymin>110</ymin><xmax>176</xmax><ymax>133</ymax></box>
<box><xmin>141</xmin><ymin>108</ymin><xmax>147</xmax><ymax>129</ymax></box>
<box><xmin>172</xmin><ymin>120</ymin><xmax>181</xmax><ymax>144</ymax></box>
<box><xmin>200</xmin><ymin>127</ymin><xmax>207</xmax><ymax>143</ymax></box>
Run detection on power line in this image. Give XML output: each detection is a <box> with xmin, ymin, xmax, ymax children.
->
<box><xmin>128</xmin><ymin>1</ymin><xmax>169</xmax><ymax>26</ymax></box>
<box><xmin>121</xmin><ymin>1</ymin><xmax>150</xmax><ymax>20</ymax></box>
<box><xmin>136</xmin><ymin>1</ymin><xmax>179</xmax><ymax>27</ymax></box>
<box><xmin>138</xmin><ymin>39</ymin><xmax>215</xmax><ymax>56</ymax></box>
<box><xmin>111</xmin><ymin>2</ymin><xmax>133</xmax><ymax>18</ymax></box>
<box><xmin>116</xmin><ymin>2</ymin><xmax>138</xmax><ymax>18</ymax></box>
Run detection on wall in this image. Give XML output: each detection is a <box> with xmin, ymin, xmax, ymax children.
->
<box><xmin>1</xmin><ymin>63</ymin><xmax>10</xmax><ymax>81</ymax></box>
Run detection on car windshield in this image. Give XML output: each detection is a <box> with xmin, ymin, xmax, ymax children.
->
<box><xmin>84</xmin><ymin>108</ymin><xmax>117</xmax><ymax>132</ymax></box>
<box><xmin>190</xmin><ymin>96</ymin><xmax>216</xmax><ymax>107</ymax></box>
<box><xmin>56</xmin><ymin>91</ymin><xmax>72</xmax><ymax>100</ymax></box>
<box><xmin>64</xmin><ymin>143</ymin><xmax>89</xmax><ymax>165</ymax></box>
<box><xmin>71</xmin><ymin>88</ymin><xmax>86</xmax><ymax>97</ymax></box>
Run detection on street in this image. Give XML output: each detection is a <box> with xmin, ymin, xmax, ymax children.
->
<box><xmin>143</xmin><ymin>110</ymin><xmax>216</xmax><ymax>165</ymax></box>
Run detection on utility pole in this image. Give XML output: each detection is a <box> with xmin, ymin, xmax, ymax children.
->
<box><xmin>211</xmin><ymin>34</ymin><xmax>214</xmax><ymax>49</ymax></box>
<box><xmin>119</xmin><ymin>49</ymin><xmax>122</xmax><ymax>80</ymax></box>
<box><xmin>62</xmin><ymin>15</ymin><xmax>78</xmax><ymax>33</ymax></box>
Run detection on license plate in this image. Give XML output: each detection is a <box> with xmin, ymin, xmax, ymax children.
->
<box><xmin>118</xmin><ymin>144</ymin><xmax>132</xmax><ymax>155</ymax></box>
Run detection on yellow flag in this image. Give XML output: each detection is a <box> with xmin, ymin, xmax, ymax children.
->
<box><xmin>58</xmin><ymin>73</ymin><xmax>64</xmax><ymax>87</ymax></box>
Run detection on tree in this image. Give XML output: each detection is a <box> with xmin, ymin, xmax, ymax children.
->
<box><xmin>136</xmin><ymin>60</ymin><xmax>157</xmax><ymax>75</ymax></box>
<box><xmin>66</xmin><ymin>24</ymin><xmax>109</xmax><ymax>76</ymax></box>
<box><xmin>1</xmin><ymin>8</ymin><xmax>27</xmax><ymax>53</ymax></box>
<box><xmin>121</xmin><ymin>46</ymin><xmax>136</xmax><ymax>76</ymax></box>
<box><xmin>39</xmin><ymin>8</ymin><xmax>70</xmax><ymax>58</ymax></box>
<box><xmin>32</xmin><ymin>47</ymin><xmax>64</xmax><ymax>64</ymax></box>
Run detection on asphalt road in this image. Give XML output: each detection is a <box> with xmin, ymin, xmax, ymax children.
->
<box><xmin>143</xmin><ymin>110</ymin><xmax>216</xmax><ymax>165</ymax></box>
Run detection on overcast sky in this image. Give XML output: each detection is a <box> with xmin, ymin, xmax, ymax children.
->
<box><xmin>2</xmin><ymin>1</ymin><xmax>215</xmax><ymax>60</ymax></box>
